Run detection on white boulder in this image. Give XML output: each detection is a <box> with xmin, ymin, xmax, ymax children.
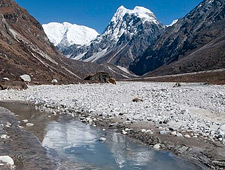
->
<box><xmin>0</xmin><ymin>156</ymin><xmax>14</xmax><ymax>166</ymax></box>
<box><xmin>51</xmin><ymin>79</ymin><xmax>58</xmax><ymax>84</ymax></box>
<box><xmin>2</xmin><ymin>77</ymin><xmax>9</xmax><ymax>81</ymax></box>
<box><xmin>26</xmin><ymin>123</ymin><xmax>34</xmax><ymax>127</ymax></box>
<box><xmin>99</xmin><ymin>137</ymin><xmax>106</xmax><ymax>142</ymax></box>
<box><xmin>153</xmin><ymin>144</ymin><xmax>161</xmax><ymax>150</ymax></box>
<box><xmin>20</xmin><ymin>74</ymin><xmax>31</xmax><ymax>82</ymax></box>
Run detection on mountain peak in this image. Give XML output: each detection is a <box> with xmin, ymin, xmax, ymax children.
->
<box><xmin>43</xmin><ymin>22</ymin><xmax>99</xmax><ymax>47</ymax></box>
<box><xmin>133</xmin><ymin>6</ymin><xmax>153</xmax><ymax>14</ymax></box>
<box><xmin>111</xmin><ymin>5</ymin><xmax>157</xmax><ymax>23</ymax></box>
<box><xmin>117</xmin><ymin>5</ymin><xmax>126</xmax><ymax>11</ymax></box>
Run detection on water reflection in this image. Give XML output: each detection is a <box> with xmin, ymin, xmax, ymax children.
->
<box><xmin>43</xmin><ymin>120</ymin><xmax>202</xmax><ymax>170</ymax></box>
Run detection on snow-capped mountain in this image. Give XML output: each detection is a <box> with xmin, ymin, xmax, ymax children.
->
<box><xmin>62</xmin><ymin>6</ymin><xmax>164</xmax><ymax>68</ymax></box>
<box><xmin>43</xmin><ymin>22</ymin><xmax>99</xmax><ymax>48</ymax></box>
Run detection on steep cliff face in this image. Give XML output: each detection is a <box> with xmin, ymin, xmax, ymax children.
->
<box><xmin>62</xmin><ymin>6</ymin><xmax>164</xmax><ymax>68</ymax></box>
<box><xmin>0</xmin><ymin>0</ymin><xmax>81</xmax><ymax>84</ymax></box>
<box><xmin>130</xmin><ymin>0</ymin><xmax>225</xmax><ymax>76</ymax></box>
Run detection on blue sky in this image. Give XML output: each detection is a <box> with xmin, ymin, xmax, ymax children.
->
<box><xmin>15</xmin><ymin>0</ymin><xmax>203</xmax><ymax>33</ymax></box>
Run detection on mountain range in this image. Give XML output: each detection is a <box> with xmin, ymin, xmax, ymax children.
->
<box><xmin>0</xmin><ymin>0</ymin><xmax>224</xmax><ymax>84</ymax></box>
<box><xmin>43</xmin><ymin>0</ymin><xmax>224</xmax><ymax>79</ymax></box>
<box><xmin>129</xmin><ymin>0</ymin><xmax>225</xmax><ymax>76</ymax></box>
<box><xmin>50</xmin><ymin>6</ymin><xmax>164</xmax><ymax>69</ymax></box>
<box><xmin>0</xmin><ymin>0</ymin><xmax>134</xmax><ymax>84</ymax></box>
<box><xmin>42</xmin><ymin>22</ymin><xmax>99</xmax><ymax>52</ymax></box>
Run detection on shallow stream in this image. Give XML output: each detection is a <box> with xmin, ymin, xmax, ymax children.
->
<box><xmin>0</xmin><ymin>101</ymin><xmax>202</xmax><ymax>170</ymax></box>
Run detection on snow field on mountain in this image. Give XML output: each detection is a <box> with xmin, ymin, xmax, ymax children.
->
<box><xmin>43</xmin><ymin>22</ymin><xmax>99</xmax><ymax>46</ymax></box>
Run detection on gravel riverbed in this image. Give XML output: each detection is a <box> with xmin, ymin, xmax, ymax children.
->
<box><xmin>0</xmin><ymin>82</ymin><xmax>225</xmax><ymax>169</ymax></box>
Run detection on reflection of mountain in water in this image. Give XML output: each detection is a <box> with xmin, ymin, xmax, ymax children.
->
<box><xmin>43</xmin><ymin>120</ymin><xmax>202</xmax><ymax>170</ymax></box>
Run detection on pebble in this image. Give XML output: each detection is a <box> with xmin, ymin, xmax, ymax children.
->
<box><xmin>141</xmin><ymin>129</ymin><xmax>147</xmax><ymax>133</ymax></box>
<box><xmin>26</xmin><ymin>123</ymin><xmax>34</xmax><ymax>127</ymax></box>
<box><xmin>22</xmin><ymin>119</ymin><xmax>29</xmax><ymax>123</ymax></box>
<box><xmin>0</xmin><ymin>156</ymin><xmax>14</xmax><ymax>166</ymax></box>
<box><xmin>146</xmin><ymin>130</ymin><xmax>153</xmax><ymax>134</ymax></box>
<box><xmin>122</xmin><ymin>130</ymin><xmax>128</xmax><ymax>135</ymax></box>
<box><xmin>171</xmin><ymin>131</ymin><xmax>177</xmax><ymax>136</ymax></box>
<box><xmin>184</xmin><ymin>134</ymin><xmax>191</xmax><ymax>138</ymax></box>
<box><xmin>176</xmin><ymin>133</ymin><xmax>183</xmax><ymax>137</ymax></box>
<box><xmin>0</xmin><ymin>135</ymin><xmax>9</xmax><ymax>139</ymax></box>
<box><xmin>99</xmin><ymin>137</ymin><xmax>106</xmax><ymax>142</ymax></box>
<box><xmin>160</xmin><ymin>130</ymin><xmax>169</xmax><ymax>135</ymax></box>
<box><xmin>153</xmin><ymin>144</ymin><xmax>161</xmax><ymax>150</ymax></box>
<box><xmin>5</xmin><ymin>122</ymin><xmax>11</xmax><ymax>128</ymax></box>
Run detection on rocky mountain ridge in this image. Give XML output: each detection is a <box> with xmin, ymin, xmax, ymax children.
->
<box><xmin>60</xmin><ymin>6</ymin><xmax>164</xmax><ymax>68</ymax></box>
<box><xmin>129</xmin><ymin>0</ymin><xmax>225</xmax><ymax>76</ymax></box>
<box><xmin>0</xmin><ymin>0</ymin><xmax>133</xmax><ymax>84</ymax></box>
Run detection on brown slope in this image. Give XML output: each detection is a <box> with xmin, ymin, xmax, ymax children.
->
<box><xmin>146</xmin><ymin>32</ymin><xmax>225</xmax><ymax>76</ymax></box>
<box><xmin>0</xmin><ymin>0</ymin><xmax>134</xmax><ymax>84</ymax></box>
<box><xmin>62</xmin><ymin>58</ymin><xmax>137</xmax><ymax>80</ymax></box>
<box><xmin>0</xmin><ymin>0</ymin><xmax>80</xmax><ymax>84</ymax></box>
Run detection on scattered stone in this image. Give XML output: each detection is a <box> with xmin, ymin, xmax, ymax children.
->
<box><xmin>2</xmin><ymin>77</ymin><xmax>9</xmax><ymax>81</ymax></box>
<box><xmin>51</xmin><ymin>79</ymin><xmax>58</xmax><ymax>84</ymax></box>
<box><xmin>217</xmin><ymin>124</ymin><xmax>225</xmax><ymax>138</ymax></box>
<box><xmin>122</xmin><ymin>130</ymin><xmax>128</xmax><ymax>135</ymax></box>
<box><xmin>171</xmin><ymin>131</ymin><xmax>177</xmax><ymax>136</ymax></box>
<box><xmin>160</xmin><ymin>130</ymin><xmax>169</xmax><ymax>135</ymax></box>
<box><xmin>108</xmin><ymin>78</ymin><xmax>116</xmax><ymax>85</ymax></box>
<box><xmin>22</xmin><ymin>119</ymin><xmax>28</xmax><ymax>123</ymax></box>
<box><xmin>178</xmin><ymin>146</ymin><xmax>189</xmax><ymax>154</ymax></box>
<box><xmin>141</xmin><ymin>129</ymin><xmax>147</xmax><ymax>133</ymax></box>
<box><xmin>0</xmin><ymin>135</ymin><xmax>9</xmax><ymax>139</ymax></box>
<box><xmin>146</xmin><ymin>130</ymin><xmax>153</xmax><ymax>134</ymax></box>
<box><xmin>0</xmin><ymin>156</ymin><xmax>14</xmax><ymax>167</ymax></box>
<box><xmin>184</xmin><ymin>134</ymin><xmax>191</xmax><ymax>138</ymax></box>
<box><xmin>176</xmin><ymin>133</ymin><xmax>183</xmax><ymax>137</ymax></box>
<box><xmin>173</xmin><ymin>82</ymin><xmax>181</xmax><ymax>87</ymax></box>
<box><xmin>153</xmin><ymin>144</ymin><xmax>161</xmax><ymax>150</ymax></box>
<box><xmin>20</xmin><ymin>74</ymin><xmax>31</xmax><ymax>82</ymax></box>
<box><xmin>132</xmin><ymin>98</ymin><xmax>143</xmax><ymax>102</ymax></box>
<box><xmin>5</xmin><ymin>122</ymin><xmax>11</xmax><ymax>127</ymax></box>
<box><xmin>99</xmin><ymin>137</ymin><xmax>106</xmax><ymax>142</ymax></box>
<box><xmin>26</xmin><ymin>123</ymin><xmax>34</xmax><ymax>127</ymax></box>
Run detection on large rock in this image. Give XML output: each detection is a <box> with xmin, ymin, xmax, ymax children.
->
<box><xmin>20</xmin><ymin>74</ymin><xmax>31</xmax><ymax>82</ymax></box>
<box><xmin>84</xmin><ymin>72</ymin><xmax>111</xmax><ymax>83</ymax></box>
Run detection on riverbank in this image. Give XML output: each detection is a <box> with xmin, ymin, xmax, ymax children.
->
<box><xmin>0</xmin><ymin>106</ymin><xmax>57</xmax><ymax>170</ymax></box>
<box><xmin>0</xmin><ymin>82</ymin><xmax>225</xmax><ymax>169</ymax></box>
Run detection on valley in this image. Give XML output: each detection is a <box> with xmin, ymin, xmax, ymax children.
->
<box><xmin>0</xmin><ymin>0</ymin><xmax>225</xmax><ymax>169</ymax></box>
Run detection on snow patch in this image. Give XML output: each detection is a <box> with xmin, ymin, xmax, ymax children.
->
<box><xmin>43</xmin><ymin>22</ymin><xmax>99</xmax><ymax>47</ymax></box>
<box><xmin>84</xmin><ymin>49</ymin><xmax>107</xmax><ymax>62</ymax></box>
<box><xmin>167</xmin><ymin>19</ymin><xmax>178</xmax><ymax>27</ymax></box>
<box><xmin>117</xmin><ymin>66</ymin><xmax>131</xmax><ymax>74</ymax></box>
